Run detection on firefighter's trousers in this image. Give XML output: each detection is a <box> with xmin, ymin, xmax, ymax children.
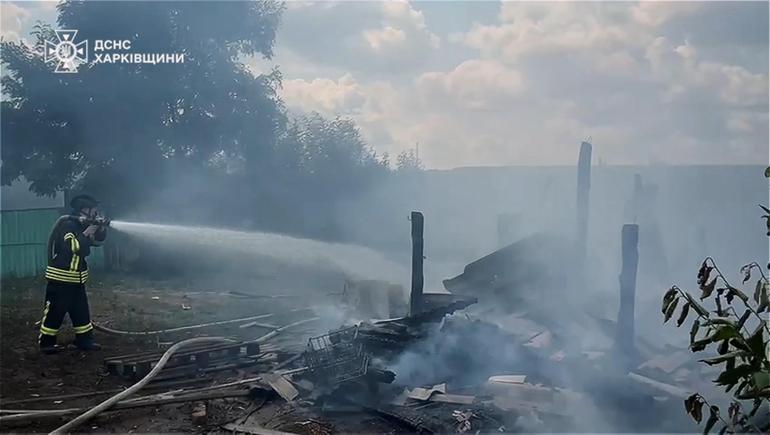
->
<box><xmin>38</xmin><ymin>280</ymin><xmax>94</xmax><ymax>347</ymax></box>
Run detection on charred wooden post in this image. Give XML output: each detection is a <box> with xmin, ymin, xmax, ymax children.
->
<box><xmin>410</xmin><ymin>211</ymin><xmax>424</xmax><ymax>316</ymax></box>
<box><xmin>616</xmin><ymin>224</ymin><xmax>639</xmax><ymax>370</ymax></box>
<box><xmin>576</xmin><ymin>141</ymin><xmax>592</xmax><ymax>263</ymax></box>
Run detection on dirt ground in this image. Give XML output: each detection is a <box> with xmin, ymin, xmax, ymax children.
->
<box><xmin>0</xmin><ymin>273</ymin><xmax>324</xmax><ymax>433</ymax></box>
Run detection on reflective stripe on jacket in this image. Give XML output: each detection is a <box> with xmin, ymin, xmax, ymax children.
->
<box><xmin>47</xmin><ymin>219</ymin><xmax>92</xmax><ymax>284</ymax></box>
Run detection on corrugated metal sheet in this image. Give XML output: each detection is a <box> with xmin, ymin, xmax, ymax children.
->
<box><xmin>1</xmin><ymin>209</ymin><xmax>104</xmax><ymax>278</ymax></box>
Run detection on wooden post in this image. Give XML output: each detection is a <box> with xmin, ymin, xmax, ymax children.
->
<box><xmin>576</xmin><ymin>141</ymin><xmax>592</xmax><ymax>263</ymax></box>
<box><xmin>410</xmin><ymin>211</ymin><xmax>424</xmax><ymax>316</ymax></box>
<box><xmin>616</xmin><ymin>224</ymin><xmax>639</xmax><ymax>370</ymax></box>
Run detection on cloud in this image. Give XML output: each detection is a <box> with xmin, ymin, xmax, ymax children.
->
<box><xmin>362</xmin><ymin>26</ymin><xmax>406</xmax><ymax>51</ymax></box>
<box><xmin>631</xmin><ymin>1</ymin><xmax>701</xmax><ymax>27</ymax></box>
<box><xmin>463</xmin><ymin>2</ymin><xmax>645</xmax><ymax>62</ymax></box>
<box><xmin>277</xmin><ymin>0</ymin><xmax>439</xmax><ymax>75</ymax></box>
<box><xmin>1</xmin><ymin>2</ymin><xmax>30</xmax><ymax>41</ymax></box>
<box><xmin>281</xmin><ymin>74</ymin><xmax>366</xmax><ymax>115</ymax></box>
<box><xmin>377</xmin><ymin>0</ymin><xmax>440</xmax><ymax>50</ymax></box>
<box><xmin>418</xmin><ymin>59</ymin><xmax>523</xmax><ymax>110</ymax></box>
<box><xmin>269</xmin><ymin>1</ymin><xmax>766</xmax><ymax>168</ymax></box>
<box><xmin>645</xmin><ymin>37</ymin><xmax>768</xmax><ymax>108</ymax></box>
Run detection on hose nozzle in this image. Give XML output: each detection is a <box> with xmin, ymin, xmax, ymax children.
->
<box><xmin>78</xmin><ymin>215</ymin><xmax>111</xmax><ymax>227</ymax></box>
<box><xmin>95</xmin><ymin>216</ymin><xmax>111</xmax><ymax>227</ymax></box>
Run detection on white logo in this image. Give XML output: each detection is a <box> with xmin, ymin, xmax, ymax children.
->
<box><xmin>44</xmin><ymin>30</ymin><xmax>88</xmax><ymax>73</ymax></box>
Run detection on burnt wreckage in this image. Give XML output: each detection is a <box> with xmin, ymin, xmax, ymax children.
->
<box><xmin>2</xmin><ymin>213</ymin><xmax>707</xmax><ymax>433</ymax></box>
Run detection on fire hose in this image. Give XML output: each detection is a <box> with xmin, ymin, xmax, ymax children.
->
<box><xmin>92</xmin><ymin>308</ymin><xmax>312</xmax><ymax>336</ymax></box>
<box><xmin>49</xmin><ymin>336</ymin><xmax>231</xmax><ymax>434</ymax></box>
<box><xmin>46</xmin><ymin>216</ymin><xmax>314</xmax><ymax>336</ymax></box>
<box><xmin>1</xmin><ymin>317</ymin><xmax>321</xmax><ymax>431</ymax></box>
<box><xmin>33</xmin><ymin>217</ymin><xmax>322</xmax><ymax>432</ymax></box>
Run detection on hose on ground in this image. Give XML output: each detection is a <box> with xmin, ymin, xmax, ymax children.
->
<box><xmin>49</xmin><ymin>336</ymin><xmax>231</xmax><ymax>434</ymax></box>
<box><xmin>92</xmin><ymin>308</ymin><xmax>312</xmax><ymax>336</ymax></box>
<box><xmin>3</xmin><ymin>316</ymin><xmax>321</xmax><ymax>430</ymax></box>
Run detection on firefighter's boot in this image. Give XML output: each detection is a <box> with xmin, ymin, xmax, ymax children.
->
<box><xmin>73</xmin><ymin>330</ymin><xmax>102</xmax><ymax>351</ymax></box>
<box><xmin>39</xmin><ymin>334</ymin><xmax>63</xmax><ymax>354</ymax></box>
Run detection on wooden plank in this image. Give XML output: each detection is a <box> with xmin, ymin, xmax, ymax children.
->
<box><xmin>0</xmin><ymin>378</ymin><xmax>208</xmax><ymax>406</ymax></box>
<box><xmin>637</xmin><ymin>350</ymin><xmax>692</xmax><ymax>374</ymax></box>
<box><xmin>488</xmin><ymin>375</ymin><xmax>526</xmax><ymax>384</ymax></box>
<box><xmin>222</xmin><ymin>422</ymin><xmax>296</xmax><ymax>435</ymax></box>
<box><xmin>627</xmin><ymin>372</ymin><xmax>691</xmax><ymax>398</ymax></box>
<box><xmin>105</xmin><ymin>340</ymin><xmax>252</xmax><ymax>365</ymax></box>
<box><xmin>246</xmin><ymin>343</ymin><xmax>260</xmax><ymax>356</ymax></box>
<box><xmin>429</xmin><ymin>394</ymin><xmax>475</xmax><ymax>405</ymax></box>
<box><xmin>407</xmin><ymin>384</ymin><xmax>446</xmax><ymax>401</ymax></box>
<box><xmin>262</xmin><ymin>373</ymin><xmax>299</xmax><ymax>402</ymax></box>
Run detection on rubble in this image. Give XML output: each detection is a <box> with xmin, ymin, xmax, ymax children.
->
<box><xmin>263</xmin><ymin>373</ymin><xmax>299</xmax><ymax>402</ymax></box>
<box><xmin>441</xmin><ymin>234</ymin><xmax>569</xmax><ymax>307</ymax></box>
<box><xmin>1</xmin><ymin>236</ymin><xmax>707</xmax><ymax>434</ymax></box>
<box><xmin>191</xmin><ymin>401</ymin><xmax>207</xmax><ymax>426</ymax></box>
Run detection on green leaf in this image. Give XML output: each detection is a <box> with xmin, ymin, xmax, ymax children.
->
<box><xmin>715</xmin><ymin>296</ymin><xmax>724</xmax><ymax>317</ymax></box>
<box><xmin>698</xmin><ymin>262</ymin><xmax>712</xmax><ymax>287</ymax></box>
<box><xmin>691</xmin><ymin>339</ymin><xmax>709</xmax><ymax>352</ymax></box>
<box><xmin>758</xmin><ymin>283</ymin><xmax>769</xmax><ymax>313</ymax></box>
<box><xmin>700</xmin><ymin>351</ymin><xmax>746</xmax><ymax>366</ymax></box>
<box><xmin>712</xmin><ymin>325</ymin><xmax>738</xmax><ymax>342</ymax></box>
<box><xmin>754</xmin><ymin>280</ymin><xmax>763</xmax><ymax>304</ymax></box>
<box><xmin>730</xmin><ymin>338</ymin><xmax>751</xmax><ymax>352</ymax></box>
<box><xmin>677</xmin><ymin>303</ymin><xmax>691</xmax><ymax>327</ymax></box>
<box><xmin>685</xmin><ymin>394</ymin><xmax>705</xmax><ymax>423</ymax></box>
<box><xmin>742</xmin><ymin>267</ymin><xmax>752</xmax><ymax>284</ymax></box>
<box><xmin>726</xmin><ymin>355</ymin><xmax>736</xmax><ymax>371</ymax></box>
<box><xmin>761</xmin><ymin>204</ymin><xmax>770</xmax><ymax>213</ymax></box>
<box><xmin>765</xmin><ymin>167</ymin><xmax>770</xmax><ymax>178</ymax></box>
<box><xmin>715</xmin><ymin>364</ymin><xmax>754</xmax><ymax>386</ymax></box>
<box><xmin>736</xmin><ymin>379</ymin><xmax>750</xmax><ymax>396</ymax></box>
<box><xmin>725</xmin><ymin>289</ymin><xmax>734</xmax><ymax>304</ymax></box>
<box><xmin>727</xmin><ymin>286</ymin><xmax>749</xmax><ymax>304</ymax></box>
<box><xmin>662</xmin><ymin>287</ymin><xmax>678</xmax><ymax>314</ymax></box>
<box><xmin>753</xmin><ymin>371</ymin><xmax>770</xmax><ymax>390</ymax></box>
<box><xmin>703</xmin><ymin>406</ymin><xmax>719</xmax><ymax>435</ymax></box>
<box><xmin>704</xmin><ymin>318</ymin><xmax>737</xmax><ymax>327</ymax></box>
<box><xmin>701</xmin><ymin>279</ymin><xmax>717</xmax><ymax>300</ymax></box>
<box><xmin>690</xmin><ymin>320</ymin><xmax>701</xmax><ymax>345</ymax></box>
<box><xmin>736</xmin><ymin>309</ymin><xmax>752</xmax><ymax>330</ymax></box>
<box><xmin>747</xmin><ymin>322</ymin><xmax>766</xmax><ymax>356</ymax></box>
<box><xmin>749</xmin><ymin>398</ymin><xmax>762</xmax><ymax>417</ymax></box>
<box><xmin>665</xmin><ymin>297</ymin><xmax>679</xmax><ymax>323</ymax></box>
<box><xmin>686</xmin><ymin>293</ymin><xmax>710</xmax><ymax>318</ymax></box>
<box><xmin>717</xmin><ymin>338</ymin><xmax>729</xmax><ymax>355</ymax></box>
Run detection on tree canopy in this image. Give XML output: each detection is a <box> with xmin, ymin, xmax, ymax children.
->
<box><xmin>1</xmin><ymin>1</ymin><xmax>398</xmax><ymax>237</ymax></box>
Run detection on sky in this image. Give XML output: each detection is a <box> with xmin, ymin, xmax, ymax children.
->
<box><xmin>2</xmin><ymin>1</ymin><xmax>768</xmax><ymax>169</ymax></box>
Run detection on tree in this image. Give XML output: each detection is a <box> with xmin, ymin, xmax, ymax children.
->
<box><xmin>268</xmin><ymin>113</ymin><xmax>390</xmax><ymax>238</ymax></box>
<box><xmin>1</xmin><ymin>1</ymin><xmax>422</xmax><ymax>242</ymax></box>
<box><xmin>396</xmin><ymin>146</ymin><xmax>423</xmax><ymax>172</ymax></box>
<box><xmin>662</xmin><ymin>195</ymin><xmax>770</xmax><ymax>432</ymax></box>
<box><xmin>1</xmin><ymin>1</ymin><xmax>285</xmax><ymax>216</ymax></box>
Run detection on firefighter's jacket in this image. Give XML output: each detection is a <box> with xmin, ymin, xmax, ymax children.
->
<box><xmin>45</xmin><ymin>218</ymin><xmax>105</xmax><ymax>284</ymax></box>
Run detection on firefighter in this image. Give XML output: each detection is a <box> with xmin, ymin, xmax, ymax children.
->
<box><xmin>38</xmin><ymin>194</ymin><xmax>107</xmax><ymax>354</ymax></box>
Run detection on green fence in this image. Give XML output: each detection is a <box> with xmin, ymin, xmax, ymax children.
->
<box><xmin>1</xmin><ymin>208</ymin><xmax>104</xmax><ymax>279</ymax></box>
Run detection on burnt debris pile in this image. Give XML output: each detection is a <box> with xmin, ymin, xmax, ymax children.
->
<box><xmin>1</xmin><ymin>235</ymin><xmax>708</xmax><ymax>434</ymax></box>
